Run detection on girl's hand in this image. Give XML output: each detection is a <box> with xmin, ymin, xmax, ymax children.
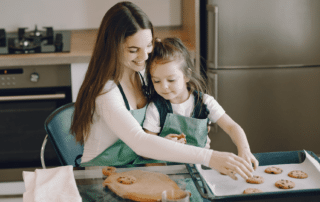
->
<box><xmin>164</xmin><ymin>133</ymin><xmax>187</xmax><ymax>144</ymax></box>
<box><xmin>238</xmin><ymin>149</ymin><xmax>259</xmax><ymax>171</ymax></box>
<box><xmin>208</xmin><ymin>150</ymin><xmax>254</xmax><ymax>180</ymax></box>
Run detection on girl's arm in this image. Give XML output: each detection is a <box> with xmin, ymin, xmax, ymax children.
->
<box><xmin>216</xmin><ymin>114</ymin><xmax>259</xmax><ymax>170</ymax></box>
<box><xmin>204</xmin><ymin>93</ymin><xmax>258</xmax><ymax>170</ymax></box>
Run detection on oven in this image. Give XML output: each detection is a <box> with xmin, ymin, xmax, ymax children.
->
<box><xmin>0</xmin><ymin>64</ymin><xmax>72</xmax><ymax>168</ymax></box>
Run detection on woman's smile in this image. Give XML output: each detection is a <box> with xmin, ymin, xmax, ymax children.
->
<box><xmin>133</xmin><ymin>60</ymin><xmax>145</xmax><ymax>66</ymax></box>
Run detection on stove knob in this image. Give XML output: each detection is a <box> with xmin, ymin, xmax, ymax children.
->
<box><xmin>30</xmin><ymin>72</ymin><xmax>39</xmax><ymax>82</ymax></box>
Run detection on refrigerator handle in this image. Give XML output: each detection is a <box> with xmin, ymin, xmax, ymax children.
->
<box><xmin>206</xmin><ymin>4</ymin><xmax>218</xmax><ymax>69</ymax></box>
<box><xmin>208</xmin><ymin>73</ymin><xmax>219</xmax><ymax>134</ymax></box>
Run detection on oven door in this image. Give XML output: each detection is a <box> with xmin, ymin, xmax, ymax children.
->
<box><xmin>0</xmin><ymin>86</ymin><xmax>72</xmax><ymax>168</ymax></box>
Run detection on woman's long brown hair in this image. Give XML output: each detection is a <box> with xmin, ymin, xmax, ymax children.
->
<box><xmin>70</xmin><ymin>1</ymin><xmax>154</xmax><ymax>144</ymax></box>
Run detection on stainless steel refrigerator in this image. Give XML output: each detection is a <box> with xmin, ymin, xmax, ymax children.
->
<box><xmin>197</xmin><ymin>0</ymin><xmax>320</xmax><ymax>156</ymax></box>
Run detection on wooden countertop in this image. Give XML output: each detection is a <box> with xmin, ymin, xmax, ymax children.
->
<box><xmin>0</xmin><ymin>27</ymin><xmax>195</xmax><ymax>67</ymax></box>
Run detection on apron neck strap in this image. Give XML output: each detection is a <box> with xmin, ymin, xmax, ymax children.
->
<box><xmin>117</xmin><ymin>84</ymin><xmax>130</xmax><ymax>111</ymax></box>
<box><xmin>153</xmin><ymin>94</ymin><xmax>172</xmax><ymax>130</ymax></box>
<box><xmin>138</xmin><ymin>72</ymin><xmax>149</xmax><ymax>98</ymax></box>
<box><xmin>192</xmin><ymin>90</ymin><xmax>209</xmax><ymax>119</ymax></box>
<box><xmin>117</xmin><ymin>72</ymin><xmax>148</xmax><ymax>111</ymax></box>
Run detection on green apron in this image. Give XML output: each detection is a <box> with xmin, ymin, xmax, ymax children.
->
<box><xmin>81</xmin><ymin>82</ymin><xmax>147</xmax><ymax>167</ymax></box>
<box><xmin>133</xmin><ymin>91</ymin><xmax>209</xmax><ymax>165</ymax></box>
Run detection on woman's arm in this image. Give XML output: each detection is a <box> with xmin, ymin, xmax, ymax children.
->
<box><xmin>96</xmin><ymin>89</ymin><xmax>253</xmax><ymax>179</ymax></box>
<box><xmin>96</xmin><ymin>88</ymin><xmax>212</xmax><ymax>165</ymax></box>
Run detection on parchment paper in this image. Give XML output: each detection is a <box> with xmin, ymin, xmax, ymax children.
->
<box><xmin>196</xmin><ymin>150</ymin><xmax>320</xmax><ymax>196</ymax></box>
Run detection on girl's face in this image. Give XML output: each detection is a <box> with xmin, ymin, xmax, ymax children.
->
<box><xmin>150</xmin><ymin>60</ymin><xmax>190</xmax><ymax>104</ymax></box>
<box><xmin>122</xmin><ymin>29</ymin><xmax>153</xmax><ymax>72</ymax></box>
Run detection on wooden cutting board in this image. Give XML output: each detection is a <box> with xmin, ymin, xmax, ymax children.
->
<box><xmin>102</xmin><ymin>167</ymin><xmax>186</xmax><ymax>202</ymax></box>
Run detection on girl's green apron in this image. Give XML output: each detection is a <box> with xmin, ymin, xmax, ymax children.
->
<box><xmin>81</xmin><ymin>81</ymin><xmax>147</xmax><ymax>167</ymax></box>
<box><xmin>133</xmin><ymin>91</ymin><xmax>210</xmax><ymax>165</ymax></box>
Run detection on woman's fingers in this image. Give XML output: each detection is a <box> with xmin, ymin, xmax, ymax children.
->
<box><xmin>221</xmin><ymin>168</ymin><xmax>237</xmax><ymax>180</ymax></box>
<box><xmin>223</xmin><ymin>155</ymin><xmax>253</xmax><ymax>180</ymax></box>
<box><xmin>231</xmin><ymin>155</ymin><xmax>254</xmax><ymax>172</ymax></box>
<box><xmin>209</xmin><ymin>151</ymin><xmax>255</xmax><ymax>180</ymax></box>
<box><xmin>252</xmin><ymin>157</ymin><xmax>259</xmax><ymax>170</ymax></box>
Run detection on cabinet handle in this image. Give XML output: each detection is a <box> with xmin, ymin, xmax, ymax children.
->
<box><xmin>207</xmin><ymin>4</ymin><xmax>218</xmax><ymax>69</ymax></box>
<box><xmin>0</xmin><ymin>93</ymin><xmax>65</xmax><ymax>101</ymax></box>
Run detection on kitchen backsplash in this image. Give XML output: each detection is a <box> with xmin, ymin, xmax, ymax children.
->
<box><xmin>0</xmin><ymin>0</ymin><xmax>181</xmax><ymax>32</ymax></box>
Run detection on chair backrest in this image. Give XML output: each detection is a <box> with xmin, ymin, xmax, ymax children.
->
<box><xmin>44</xmin><ymin>102</ymin><xmax>83</xmax><ymax>167</ymax></box>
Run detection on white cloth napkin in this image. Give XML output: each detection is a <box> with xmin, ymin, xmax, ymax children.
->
<box><xmin>23</xmin><ymin>165</ymin><xmax>82</xmax><ymax>202</ymax></box>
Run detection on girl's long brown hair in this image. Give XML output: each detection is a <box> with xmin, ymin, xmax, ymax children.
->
<box><xmin>70</xmin><ymin>1</ymin><xmax>154</xmax><ymax>144</ymax></box>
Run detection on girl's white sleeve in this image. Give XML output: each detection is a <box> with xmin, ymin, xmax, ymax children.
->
<box><xmin>96</xmin><ymin>88</ymin><xmax>213</xmax><ymax>167</ymax></box>
<box><xmin>142</xmin><ymin>102</ymin><xmax>161</xmax><ymax>133</ymax></box>
<box><xmin>203</xmin><ymin>94</ymin><xmax>226</xmax><ymax>123</ymax></box>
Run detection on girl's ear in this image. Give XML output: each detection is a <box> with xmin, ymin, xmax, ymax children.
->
<box><xmin>185</xmin><ymin>68</ymin><xmax>192</xmax><ymax>82</ymax></box>
<box><xmin>185</xmin><ymin>76</ymin><xmax>190</xmax><ymax>83</ymax></box>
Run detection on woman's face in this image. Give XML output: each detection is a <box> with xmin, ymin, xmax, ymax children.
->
<box><xmin>122</xmin><ymin>29</ymin><xmax>153</xmax><ymax>72</ymax></box>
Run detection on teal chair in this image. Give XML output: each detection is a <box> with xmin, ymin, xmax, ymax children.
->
<box><xmin>40</xmin><ymin>102</ymin><xmax>83</xmax><ymax>168</ymax></box>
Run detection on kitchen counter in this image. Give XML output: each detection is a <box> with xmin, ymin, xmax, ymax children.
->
<box><xmin>0</xmin><ymin>27</ymin><xmax>195</xmax><ymax>67</ymax></box>
<box><xmin>0</xmin><ymin>164</ymin><xmax>203</xmax><ymax>202</ymax></box>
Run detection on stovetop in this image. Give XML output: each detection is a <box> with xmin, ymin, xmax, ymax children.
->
<box><xmin>0</xmin><ymin>26</ymin><xmax>71</xmax><ymax>55</ymax></box>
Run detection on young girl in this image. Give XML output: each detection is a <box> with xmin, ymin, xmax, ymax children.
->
<box><xmin>139</xmin><ymin>37</ymin><xmax>259</xmax><ymax>170</ymax></box>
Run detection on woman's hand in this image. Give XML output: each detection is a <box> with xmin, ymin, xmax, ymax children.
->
<box><xmin>238</xmin><ymin>148</ymin><xmax>259</xmax><ymax>171</ymax></box>
<box><xmin>208</xmin><ymin>150</ymin><xmax>254</xmax><ymax>180</ymax></box>
<box><xmin>164</xmin><ymin>133</ymin><xmax>187</xmax><ymax>144</ymax></box>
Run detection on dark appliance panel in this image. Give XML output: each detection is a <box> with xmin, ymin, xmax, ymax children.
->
<box><xmin>0</xmin><ymin>65</ymin><xmax>72</xmax><ymax>168</ymax></box>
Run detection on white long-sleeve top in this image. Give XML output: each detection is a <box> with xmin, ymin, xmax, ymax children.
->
<box><xmin>81</xmin><ymin>80</ymin><xmax>214</xmax><ymax>166</ymax></box>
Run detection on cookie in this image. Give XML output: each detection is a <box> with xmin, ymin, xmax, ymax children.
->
<box><xmin>117</xmin><ymin>176</ymin><xmax>137</xmax><ymax>185</ymax></box>
<box><xmin>288</xmin><ymin>170</ymin><xmax>308</xmax><ymax>179</ymax></box>
<box><xmin>246</xmin><ymin>175</ymin><xmax>265</xmax><ymax>184</ymax></box>
<box><xmin>265</xmin><ymin>166</ymin><xmax>283</xmax><ymax>174</ymax></box>
<box><xmin>243</xmin><ymin>188</ymin><xmax>263</xmax><ymax>194</ymax></box>
<box><xmin>275</xmin><ymin>179</ymin><xmax>295</xmax><ymax>189</ymax></box>
<box><xmin>102</xmin><ymin>166</ymin><xmax>117</xmax><ymax>176</ymax></box>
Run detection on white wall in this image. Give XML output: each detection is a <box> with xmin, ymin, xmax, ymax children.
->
<box><xmin>0</xmin><ymin>0</ymin><xmax>181</xmax><ymax>32</ymax></box>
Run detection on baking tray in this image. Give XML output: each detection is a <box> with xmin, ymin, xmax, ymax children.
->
<box><xmin>186</xmin><ymin>150</ymin><xmax>320</xmax><ymax>202</ymax></box>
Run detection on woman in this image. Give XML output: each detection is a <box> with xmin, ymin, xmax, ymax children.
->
<box><xmin>70</xmin><ymin>1</ymin><xmax>255</xmax><ymax>180</ymax></box>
